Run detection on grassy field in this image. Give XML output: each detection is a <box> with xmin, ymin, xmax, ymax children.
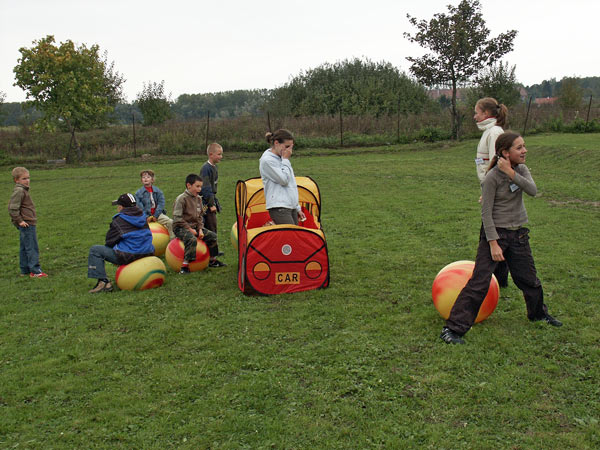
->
<box><xmin>1</xmin><ymin>133</ymin><xmax>599</xmax><ymax>448</ymax></box>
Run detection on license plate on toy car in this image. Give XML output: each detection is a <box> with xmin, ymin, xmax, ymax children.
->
<box><xmin>275</xmin><ymin>272</ymin><xmax>300</xmax><ymax>284</ymax></box>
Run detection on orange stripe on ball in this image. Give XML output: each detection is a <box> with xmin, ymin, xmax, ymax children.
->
<box><xmin>116</xmin><ymin>256</ymin><xmax>166</xmax><ymax>291</ymax></box>
<box><xmin>165</xmin><ymin>238</ymin><xmax>210</xmax><ymax>272</ymax></box>
<box><xmin>432</xmin><ymin>261</ymin><xmax>499</xmax><ymax>323</ymax></box>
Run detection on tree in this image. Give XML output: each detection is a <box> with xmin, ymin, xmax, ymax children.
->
<box><xmin>466</xmin><ymin>61</ymin><xmax>521</xmax><ymax>108</ymax></box>
<box><xmin>111</xmin><ymin>103</ymin><xmax>143</xmax><ymax>125</ymax></box>
<box><xmin>171</xmin><ymin>89</ymin><xmax>269</xmax><ymax>121</ymax></box>
<box><xmin>267</xmin><ymin>58</ymin><xmax>430</xmax><ymax>117</ymax></box>
<box><xmin>558</xmin><ymin>77</ymin><xmax>583</xmax><ymax>110</ymax></box>
<box><xmin>404</xmin><ymin>0</ymin><xmax>517</xmax><ymax>138</ymax></box>
<box><xmin>540</xmin><ymin>79</ymin><xmax>555</xmax><ymax>98</ymax></box>
<box><xmin>0</xmin><ymin>90</ymin><xmax>6</xmax><ymax>122</ymax></box>
<box><xmin>13</xmin><ymin>35</ymin><xmax>124</xmax><ymax>161</ymax></box>
<box><xmin>135</xmin><ymin>81</ymin><xmax>173</xmax><ymax>126</ymax></box>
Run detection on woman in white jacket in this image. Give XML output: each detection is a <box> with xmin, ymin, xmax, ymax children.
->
<box><xmin>474</xmin><ymin>97</ymin><xmax>508</xmax><ymax>184</ymax></box>
<box><xmin>259</xmin><ymin>129</ymin><xmax>306</xmax><ymax>225</ymax></box>
<box><xmin>473</xmin><ymin>97</ymin><xmax>510</xmax><ymax>287</ymax></box>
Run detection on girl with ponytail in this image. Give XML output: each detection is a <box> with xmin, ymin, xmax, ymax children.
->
<box><xmin>474</xmin><ymin>97</ymin><xmax>510</xmax><ymax>286</ymax></box>
<box><xmin>259</xmin><ymin>129</ymin><xmax>306</xmax><ymax>225</ymax></box>
<box><xmin>440</xmin><ymin>131</ymin><xmax>562</xmax><ymax>345</ymax></box>
<box><xmin>474</xmin><ymin>97</ymin><xmax>508</xmax><ymax>184</ymax></box>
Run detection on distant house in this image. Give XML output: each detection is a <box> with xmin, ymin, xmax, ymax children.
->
<box><xmin>534</xmin><ymin>97</ymin><xmax>558</xmax><ymax>105</ymax></box>
<box><xmin>427</xmin><ymin>88</ymin><xmax>465</xmax><ymax>100</ymax></box>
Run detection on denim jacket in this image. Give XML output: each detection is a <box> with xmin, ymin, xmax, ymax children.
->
<box><xmin>135</xmin><ymin>185</ymin><xmax>166</xmax><ymax>218</ymax></box>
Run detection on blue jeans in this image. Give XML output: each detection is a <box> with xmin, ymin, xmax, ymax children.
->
<box><xmin>88</xmin><ymin>245</ymin><xmax>119</xmax><ymax>279</ymax></box>
<box><xmin>19</xmin><ymin>225</ymin><xmax>42</xmax><ymax>275</ymax></box>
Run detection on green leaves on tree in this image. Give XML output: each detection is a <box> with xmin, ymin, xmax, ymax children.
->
<box><xmin>13</xmin><ymin>35</ymin><xmax>124</xmax><ymax>161</ymax></box>
<box><xmin>404</xmin><ymin>0</ymin><xmax>517</xmax><ymax>138</ymax></box>
<box><xmin>266</xmin><ymin>58</ymin><xmax>430</xmax><ymax>118</ymax></box>
<box><xmin>135</xmin><ymin>80</ymin><xmax>173</xmax><ymax>126</ymax></box>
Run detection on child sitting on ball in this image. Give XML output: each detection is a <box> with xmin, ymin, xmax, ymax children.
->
<box><xmin>134</xmin><ymin>169</ymin><xmax>174</xmax><ymax>239</ymax></box>
<box><xmin>87</xmin><ymin>193</ymin><xmax>155</xmax><ymax>293</ymax></box>
<box><xmin>172</xmin><ymin>174</ymin><xmax>225</xmax><ymax>274</ymax></box>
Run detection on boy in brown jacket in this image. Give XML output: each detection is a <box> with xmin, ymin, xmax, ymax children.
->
<box><xmin>172</xmin><ymin>174</ymin><xmax>225</xmax><ymax>273</ymax></box>
<box><xmin>8</xmin><ymin>167</ymin><xmax>47</xmax><ymax>277</ymax></box>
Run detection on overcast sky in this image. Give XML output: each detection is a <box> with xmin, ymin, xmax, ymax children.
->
<box><xmin>1</xmin><ymin>0</ymin><xmax>598</xmax><ymax>103</ymax></box>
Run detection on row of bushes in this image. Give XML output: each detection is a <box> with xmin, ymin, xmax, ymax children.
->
<box><xmin>1</xmin><ymin>103</ymin><xmax>598</xmax><ymax>165</ymax></box>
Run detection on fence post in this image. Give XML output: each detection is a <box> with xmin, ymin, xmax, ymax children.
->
<box><xmin>586</xmin><ymin>95</ymin><xmax>593</xmax><ymax>125</ymax></box>
<box><xmin>66</xmin><ymin>132</ymin><xmax>74</xmax><ymax>163</ymax></box>
<box><xmin>267</xmin><ymin>111</ymin><xmax>272</xmax><ymax>132</ymax></box>
<box><xmin>132</xmin><ymin>112</ymin><xmax>136</xmax><ymax>158</ymax></box>
<box><xmin>205</xmin><ymin>110</ymin><xmax>210</xmax><ymax>150</ymax></box>
<box><xmin>397</xmin><ymin>96</ymin><xmax>401</xmax><ymax>143</ymax></box>
<box><xmin>339</xmin><ymin>108</ymin><xmax>343</xmax><ymax>147</ymax></box>
<box><xmin>522</xmin><ymin>96</ymin><xmax>533</xmax><ymax>136</ymax></box>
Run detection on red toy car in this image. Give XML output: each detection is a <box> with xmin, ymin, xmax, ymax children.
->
<box><xmin>235</xmin><ymin>176</ymin><xmax>330</xmax><ymax>295</ymax></box>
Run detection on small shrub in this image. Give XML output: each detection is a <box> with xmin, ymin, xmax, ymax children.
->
<box><xmin>545</xmin><ymin>117</ymin><xmax>565</xmax><ymax>132</ymax></box>
<box><xmin>565</xmin><ymin>118</ymin><xmax>600</xmax><ymax>133</ymax></box>
<box><xmin>415</xmin><ymin>126</ymin><xmax>451</xmax><ymax>143</ymax></box>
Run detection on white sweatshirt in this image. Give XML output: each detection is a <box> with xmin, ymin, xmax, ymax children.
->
<box><xmin>475</xmin><ymin>118</ymin><xmax>504</xmax><ymax>184</ymax></box>
<box><xmin>259</xmin><ymin>148</ymin><xmax>301</xmax><ymax>211</ymax></box>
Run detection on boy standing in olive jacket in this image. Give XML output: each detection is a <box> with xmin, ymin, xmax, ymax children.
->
<box><xmin>172</xmin><ymin>174</ymin><xmax>225</xmax><ymax>274</ymax></box>
<box><xmin>8</xmin><ymin>167</ymin><xmax>47</xmax><ymax>278</ymax></box>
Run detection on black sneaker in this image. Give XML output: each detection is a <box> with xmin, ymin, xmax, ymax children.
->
<box><xmin>440</xmin><ymin>327</ymin><xmax>465</xmax><ymax>344</ymax></box>
<box><xmin>532</xmin><ymin>313</ymin><xmax>563</xmax><ymax>327</ymax></box>
<box><xmin>209</xmin><ymin>259</ymin><xmax>227</xmax><ymax>268</ymax></box>
<box><xmin>179</xmin><ymin>266</ymin><xmax>191</xmax><ymax>274</ymax></box>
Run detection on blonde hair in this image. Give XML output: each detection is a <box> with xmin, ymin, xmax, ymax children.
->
<box><xmin>140</xmin><ymin>169</ymin><xmax>155</xmax><ymax>178</ymax></box>
<box><xmin>12</xmin><ymin>167</ymin><xmax>29</xmax><ymax>181</ymax></box>
<box><xmin>476</xmin><ymin>97</ymin><xmax>508</xmax><ymax>128</ymax></box>
<box><xmin>206</xmin><ymin>142</ymin><xmax>222</xmax><ymax>155</ymax></box>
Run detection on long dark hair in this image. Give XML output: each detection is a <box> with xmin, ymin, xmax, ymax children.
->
<box><xmin>265</xmin><ymin>129</ymin><xmax>294</xmax><ymax>145</ymax></box>
<box><xmin>487</xmin><ymin>131</ymin><xmax>521</xmax><ymax>171</ymax></box>
<box><xmin>476</xmin><ymin>97</ymin><xmax>508</xmax><ymax>128</ymax></box>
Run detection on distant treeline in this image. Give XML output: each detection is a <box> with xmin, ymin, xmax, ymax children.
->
<box><xmin>109</xmin><ymin>90</ymin><xmax>270</xmax><ymax>125</ymax></box>
<box><xmin>0</xmin><ymin>89</ymin><xmax>270</xmax><ymax>127</ymax></box>
<box><xmin>2</xmin><ymin>74</ymin><xmax>599</xmax><ymax>127</ymax></box>
<box><xmin>525</xmin><ymin>76</ymin><xmax>600</xmax><ymax>99</ymax></box>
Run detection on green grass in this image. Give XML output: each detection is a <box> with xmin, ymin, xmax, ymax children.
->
<box><xmin>1</xmin><ymin>133</ymin><xmax>599</xmax><ymax>448</ymax></box>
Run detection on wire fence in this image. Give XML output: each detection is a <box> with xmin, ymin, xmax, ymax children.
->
<box><xmin>1</xmin><ymin>98</ymin><xmax>598</xmax><ymax>164</ymax></box>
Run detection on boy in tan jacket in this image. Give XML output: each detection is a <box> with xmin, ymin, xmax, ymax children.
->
<box><xmin>8</xmin><ymin>167</ymin><xmax>47</xmax><ymax>277</ymax></box>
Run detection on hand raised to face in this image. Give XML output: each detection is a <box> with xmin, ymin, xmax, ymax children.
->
<box><xmin>274</xmin><ymin>139</ymin><xmax>294</xmax><ymax>159</ymax></box>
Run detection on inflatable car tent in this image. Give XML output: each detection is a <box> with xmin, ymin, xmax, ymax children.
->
<box><xmin>235</xmin><ymin>176</ymin><xmax>329</xmax><ymax>295</ymax></box>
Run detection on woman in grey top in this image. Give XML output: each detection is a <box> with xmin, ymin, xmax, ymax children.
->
<box><xmin>259</xmin><ymin>129</ymin><xmax>306</xmax><ymax>225</ymax></box>
<box><xmin>440</xmin><ymin>131</ymin><xmax>562</xmax><ymax>344</ymax></box>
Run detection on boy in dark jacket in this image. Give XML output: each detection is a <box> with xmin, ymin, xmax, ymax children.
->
<box><xmin>200</xmin><ymin>143</ymin><xmax>223</xmax><ymax>255</ymax></box>
<box><xmin>87</xmin><ymin>193</ymin><xmax>154</xmax><ymax>293</ymax></box>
